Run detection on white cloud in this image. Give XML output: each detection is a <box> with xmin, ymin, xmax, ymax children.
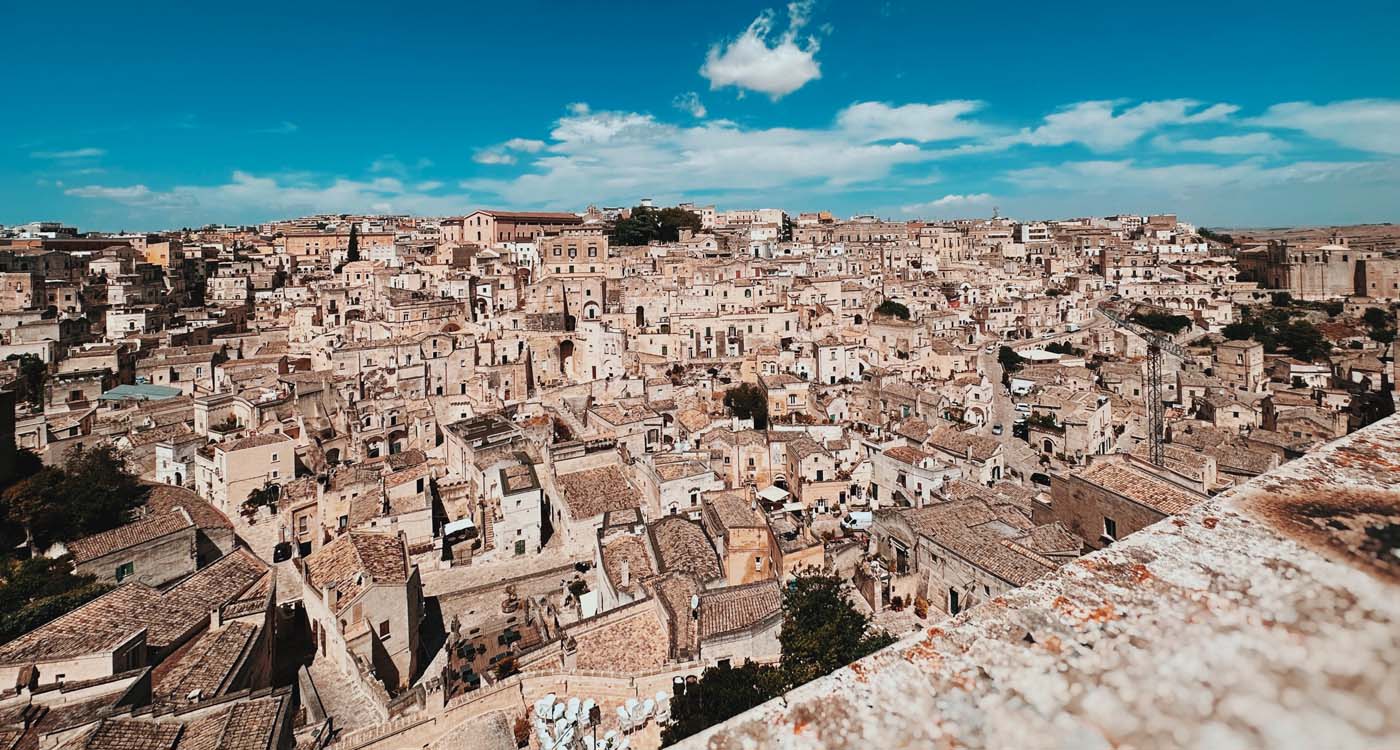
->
<box><xmin>31</xmin><ymin>147</ymin><xmax>105</xmax><ymax>159</ymax></box>
<box><xmin>475</xmin><ymin>138</ymin><xmax>550</xmax><ymax>165</ymax></box>
<box><xmin>673</xmin><ymin>92</ymin><xmax>708</xmax><ymax>118</ymax></box>
<box><xmin>1005</xmin><ymin>158</ymin><xmax>1369</xmax><ymax>192</ymax></box>
<box><xmin>836</xmin><ymin>101</ymin><xmax>989</xmax><ymax>142</ymax></box>
<box><xmin>900</xmin><ymin>193</ymin><xmax>994</xmax><ymax>214</ymax></box>
<box><xmin>1009</xmin><ymin>100</ymin><xmax>1238</xmax><ymax>151</ymax></box>
<box><xmin>462</xmin><ymin>101</ymin><xmax>952</xmax><ymax>207</ymax></box>
<box><xmin>700</xmin><ymin>2</ymin><xmax>822</xmax><ymax>99</ymax></box>
<box><xmin>1150</xmin><ymin>132</ymin><xmax>1287</xmax><ymax>155</ymax></box>
<box><xmin>1250</xmin><ymin>99</ymin><xmax>1400</xmax><ymax>154</ymax></box>
<box><xmin>472</xmin><ymin>151</ymin><xmax>516</xmax><ymax>165</ymax></box>
<box><xmin>503</xmin><ymin>138</ymin><xmax>546</xmax><ymax>153</ymax></box>
<box><xmin>64</xmin><ymin>170</ymin><xmax>470</xmax><ymax>223</ymax></box>
<box><xmin>255</xmin><ymin>121</ymin><xmax>299</xmax><ymax>134</ymax></box>
<box><xmin>66</xmin><ymin>184</ymin><xmax>153</xmax><ymax>201</ymax></box>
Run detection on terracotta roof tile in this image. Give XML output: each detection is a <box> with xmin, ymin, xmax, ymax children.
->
<box><xmin>699</xmin><ymin>580</ymin><xmax>782</xmax><ymax>640</ymax></box>
<box><xmin>557</xmin><ymin>466</ymin><xmax>641</xmax><ymax>519</ymax></box>
<box><xmin>67</xmin><ymin>509</ymin><xmax>193</xmax><ymax>563</ymax></box>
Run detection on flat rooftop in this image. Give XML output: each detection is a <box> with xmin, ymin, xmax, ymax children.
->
<box><xmin>681</xmin><ymin>414</ymin><xmax>1400</xmax><ymax>749</ymax></box>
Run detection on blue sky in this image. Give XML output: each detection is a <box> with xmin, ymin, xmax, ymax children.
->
<box><xmin>7</xmin><ymin>0</ymin><xmax>1400</xmax><ymax>230</ymax></box>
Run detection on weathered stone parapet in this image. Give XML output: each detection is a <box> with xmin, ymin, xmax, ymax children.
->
<box><xmin>682</xmin><ymin>415</ymin><xmax>1400</xmax><ymax>750</ymax></box>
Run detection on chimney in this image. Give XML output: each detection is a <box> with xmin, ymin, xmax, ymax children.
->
<box><xmin>621</xmin><ymin>560</ymin><xmax>631</xmax><ymax>589</ymax></box>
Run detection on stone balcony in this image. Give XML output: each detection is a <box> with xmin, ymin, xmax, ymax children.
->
<box><xmin>680</xmin><ymin>415</ymin><xmax>1400</xmax><ymax>749</ymax></box>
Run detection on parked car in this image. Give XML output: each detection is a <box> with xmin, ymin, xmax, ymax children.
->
<box><xmin>991</xmin><ymin>424</ymin><xmax>1003</xmax><ymax>435</ymax></box>
<box><xmin>1014</xmin><ymin>402</ymin><xmax>1031</xmax><ymax>413</ymax></box>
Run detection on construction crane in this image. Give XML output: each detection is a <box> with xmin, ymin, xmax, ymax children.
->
<box><xmin>1097</xmin><ymin>305</ymin><xmax>1190</xmax><ymax>467</ymax></box>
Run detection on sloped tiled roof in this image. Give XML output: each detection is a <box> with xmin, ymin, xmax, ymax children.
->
<box><xmin>699</xmin><ymin>580</ymin><xmax>783</xmax><ymax>640</ymax></box>
<box><xmin>151</xmin><ymin>621</ymin><xmax>259</xmax><ymax>706</ymax></box>
<box><xmin>67</xmin><ymin>508</ymin><xmax>193</xmax><ymax>564</ymax></box>
<box><xmin>303</xmin><ymin>531</ymin><xmax>409</xmax><ymax>614</ymax></box>
<box><xmin>557</xmin><ymin>465</ymin><xmax>641</xmax><ymax>519</ymax></box>
<box><xmin>1076</xmin><ymin>460</ymin><xmax>1206</xmax><ymax>515</ymax></box>
<box><xmin>648</xmin><ymin>517</ymin><xmax>722</xmax><ymax>581</ymax></box>
<box><xmin>0</xmin><ymin>549</ymin><xmax>266</xmax><ymax>665</ymax></box>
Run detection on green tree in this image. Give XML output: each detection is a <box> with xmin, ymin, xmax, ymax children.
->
<box><xmin>660</xmin><ymin>572</ymin><xmax>895</xmax><ymax>746</ymax></box>
<box><xmin>1044</xmin><ymin>341</ymin><xmax>1082</xmax><ymax>356</ymax></box>
<box><xmin>2</xmin><ymin>444</ymin><xmax>147</xmax><ymax>553</ymax></box>
<box><xmin>1130</xmin><ymin>312</ymin><xmax>1192</xmax><ymax>334</ymax></box>
<box><xmin>345</xmin><ymin>224</ymin><xmax>361</xmax><ymax>263</ymax></box>
<box><xmin>1</xmin><ymin>466</ymin><xmax>68</xmax><ymax>554</ymax></box>
<box><xmin>778</xmin><ymin>572</ymin><xmax>896</xmax><ymax>687</ymax></box>
<box><xmin>1222</xmin><ymin>321</ymin><xmax>1260</xmax><ymax>340</ymax></box>
<box><xmin>1199</xmin><ymin>227</ymin><xmax>1235</xmax><ymax>246</ymax></box>
<box><xmin>998</xmin><ymin>345</ymin><xmax>1026</xmax><ymax>375</ymax></box>
<box><xmin>1362</xmin><ymin>307</ymin><xmax>1395</xmax><ymax>344</ymax></box>
<box><xmin>0</xmin><ymin>555</ymin><xmax>111</xmax><ymax>645</ymax></box>
<box><xmin>1362</xmin><ymin>307</ymin><xmax>1390</xmax><ymax>330</ymax></box>
<box><xmin>723</xmin><ymin>382</ymin><xmax>769</xmax><ymax>429</ymax></box>
<box><xmin>1274</xmin><ymin>320</ymin><xmax>1331</xmax><ymax>361</ymax></box>
<box><xmin>874</xmin><ymin>300</ymin><xmax>911</xmax><ymax>320</ymax></box>
<box><xmin>661</xmin><ymin>661</ymin><xmax>784</xmax><ymax>746</ymax></box>
<box><xmin>1270</xmin><ymin>291</ymin><xmax>1294</xmax><ymax>307</ymax></box>
<box><xmin>5</xmin><ymin>354</ymin><xmax>48</xmax><ymax>408</ymax></box>
<box><xmin>610</xmin><ymin>205</ymin><xmax>702</xmax><ymax>245</ymax></box>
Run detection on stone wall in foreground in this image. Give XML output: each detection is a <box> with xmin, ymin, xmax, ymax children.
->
<box><xmin>682</xmin><ymin>415</ymin><xmax>1400</xmax><ymax>750</ymax></box>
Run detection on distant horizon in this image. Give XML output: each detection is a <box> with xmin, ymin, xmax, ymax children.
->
<box><xmin>6</xmin><ymin>0</ymin><xmax>1399</xmax><ymax>229</ymax></box>
<box><xmin>7</xmin><ymin>211</ymin><xmax>1398</xmax><ymax>237</ymax></box>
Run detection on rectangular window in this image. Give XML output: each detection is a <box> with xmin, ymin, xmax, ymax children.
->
<box><xmin>1103</xmin><ymin>516</ymin><xmax>1118</xmax><ymax>541</ymax></box>
<box><xmin>116</xmin><ymin>561</ymin><xmax>135</xmax><ymax>582</ymax></box>
<box><xmin>379</xmin><ymin>620</ymin><xmax>391</xmax><ymax>639</ymax></box>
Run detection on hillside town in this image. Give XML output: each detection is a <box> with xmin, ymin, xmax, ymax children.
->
<box><xmin>0</xmin><ymin>206</ymin><xmax>1396</xmax><ymax>750</ymax></box>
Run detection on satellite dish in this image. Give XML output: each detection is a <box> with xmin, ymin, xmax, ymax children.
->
<box><xmin>565</xmin><ymin>697</ymin><xmax>581</xmax><ymax>721</ymax></box>
<box><xmin>641</xmin><ymin>698</ymin><xmax>655</xmax><ymax>717</ymax></box>
<box><xmin>689</xmin><ymin>594</ymin><xmax>699</xmax><ymax>610</ymax></box>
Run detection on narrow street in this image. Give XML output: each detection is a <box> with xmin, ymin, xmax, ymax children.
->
<box><xmin>977</xmin><ymin>349</ymin><xmax>1044</xmax><ymax>485</ymax></box>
